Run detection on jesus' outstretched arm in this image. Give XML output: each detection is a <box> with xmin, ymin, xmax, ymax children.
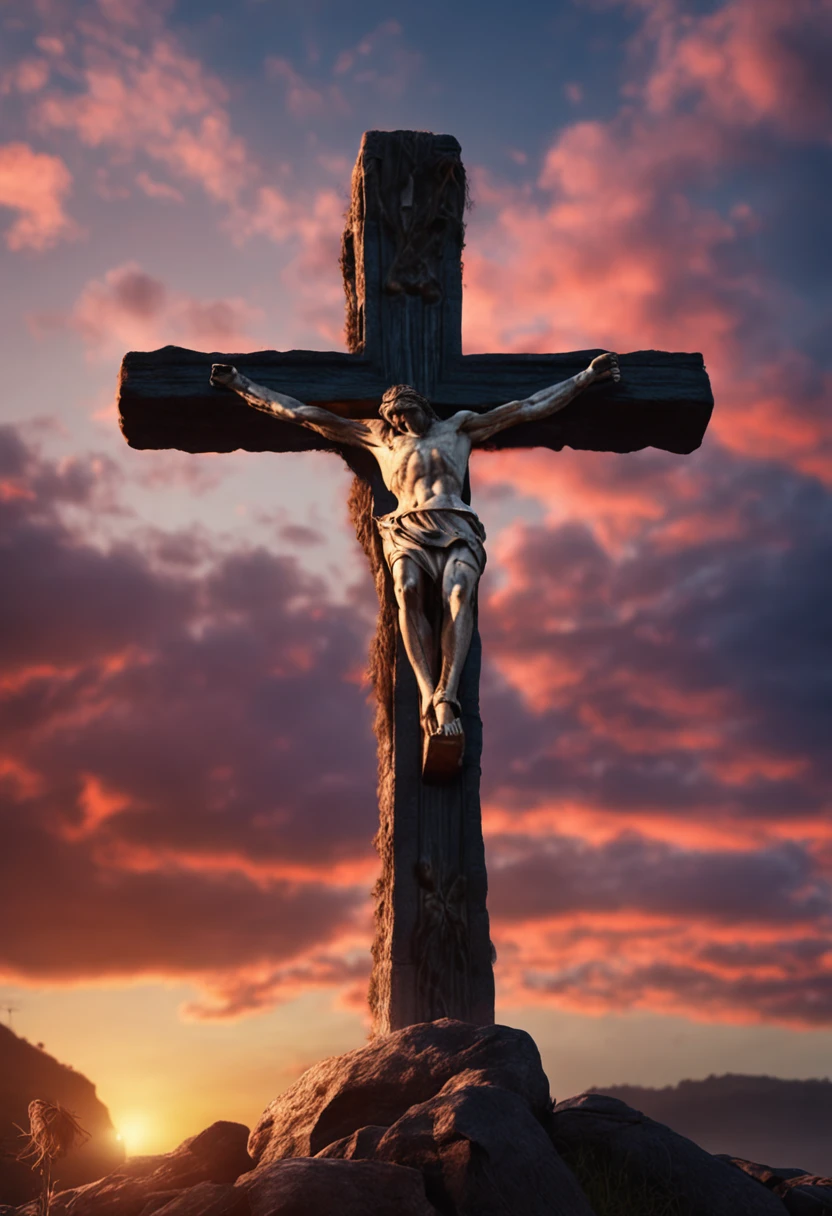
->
<box><xmin>457</xmin><ymin>351</ymin><xmax>620</xmax><ymax>444</ymax></box>
<box><xmin>210</xmin><ymin>364</ymin><xmax>376</xmax><ymax>449</ymax></box>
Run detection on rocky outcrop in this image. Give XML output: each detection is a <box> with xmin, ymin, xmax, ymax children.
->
<box><xmin>247</xmin><ymin>1018</ymin><xmax>550</xmax><ymax>1164</ymax></box>
<box><xmin>772</xmin><ymin>1175</ymin><xmax>832</xmax><ymax>1216</ymax></box>
<box><xmin>8</xmin><ymin>1019</ymin><xmax>825</xmax><ymax>1216</ymax></box>
<box><xmin>551</xmin><ymin>1093</ymin><xmax>788</xmax><ymax>1215</ymax></box>
<box><xmin>601</xmin><ymin>1076</ymin><xmax>832</xmax><ymax>1177</ymax></box>
<box><xmin>0</xmin><ymin>1025</ymin><xmax>124</xmax><ymax>1207</ymax></box>
<box><xmin>242</xmin><ymin>1159</ymin><xmax>434</xmax><ymax>1216</ymax></box>
<box><xmin>719</xmin><ymin>1158</ymin><xmax>832</xmax><ymax>1216</ymax></box>
<box><xmin>13</xmin><ymin>1122</ymin><xmax>252</xmax><ymax>1216</ymax></box>
<box><xmin>114</xmin><ymin>1123</ymin><xmax>252</xmax><ymax>1190</ymax></box>
<box><xmin>354</xmin><ymin>1079</ymin><xmax>594</xmax><ymax>1215</ymax></box>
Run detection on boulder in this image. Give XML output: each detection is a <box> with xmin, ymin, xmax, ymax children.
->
<box><xmin>240</xmin><ymin>1158</ymin><xmax>436</xmax><ymax>1216</ymax></box>
<box><xmin>369</xmin><ymin>1080</ymin><xmax>595</xmax><ymax>1216</ymax></box>
<box><xmin>248</xmin><ymin>1019</ymin><xmax>550</xmax><ymax>1165</ymax></box>
<box><xmin>772</xmin><ymin>1175</ymin><xmax>832</xmax><ymax>1216</ymax></box>
<box><xmin>314</xmin><ymin>1125</ymin><xmax>387</xmax><ymax>1160</ymax></box>
<box><xmin>717</xmin><ymin>1158</ymin><xmax>809</xmax><ymax>1189</ymax></box>
<box><xmin>137</xmin><ymin>1195</ymin><xmax>182</xmax><ymax>1216</ymax></box>
<box><xmin>116</xmin><ymin>1123</ymin><xmax>253</xmax><ymax>1188</ymax></box>
<box><xmin>716</xmin><ymin>1157</ymin><xmax>832</xmax><ymax>1213</ymax></box>
<box><xmin>11</xmin><ymin>1123</ymin><xmax>253</xmax><ymax>1216</ymax></box>
<box><xmin>601</xmin><ymin>1076</ymin><xmax>832</xmax><ymax>1176</ymax></box>
<box><xmin>15</xmin><ymin>1176</ymin><xmax>169</xmax><ymax>1216</ymax></box>
<box><xmin>551</xmin><ymin>1093</ymin><xmax>788</xmax><ymax>1216</ymax></box>
<box><xmin>144</xmin><ymin>1182</ymin><xmax>250</xmax><ymax>1216</ymax></box>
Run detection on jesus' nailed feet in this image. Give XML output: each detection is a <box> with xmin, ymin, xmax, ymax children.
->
<box><xmin>421</xmin><ymin>694</ymin><xmax>466</xmax><ymax>785</ymax></box>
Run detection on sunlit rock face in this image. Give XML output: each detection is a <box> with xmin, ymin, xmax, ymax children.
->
<box><xmin>247</xmin><ymin>1017</ymin><xmax>551</xmax><ymax>1164</ymax></box>
<box><xmin>0</xmin><ymin>1024</ymin><xmax>124</xmax><ymax>1207</ymax></box>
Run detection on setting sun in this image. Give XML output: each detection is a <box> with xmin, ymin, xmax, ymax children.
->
<box><xmin>115</xmin><ymin>1116</ymin><xmax>151</xmax><ymax>1158</ymax></box>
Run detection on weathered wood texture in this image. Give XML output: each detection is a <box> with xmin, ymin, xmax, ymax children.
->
<box><xmin>343</xmin><ymin>132</ymin><xmax>495</xmax><ymax>1034</ymax></box>
<box><xmin>119</xmin><ymin>348</ymin><xmax>712</xmax><ymax>456</ymax></box>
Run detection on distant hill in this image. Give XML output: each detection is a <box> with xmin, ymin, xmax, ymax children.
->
<box><xmin>595</xmin><ymin>1074</ymin><xmax>832</xmax><ymax>1176</ymax></box>
<box><xmin>0</xmin><ymin>1024</ymin><xmax>125</xmax><ymax>1206</ymax></box>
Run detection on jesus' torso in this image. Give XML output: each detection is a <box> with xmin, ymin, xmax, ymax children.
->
<box><xmin>368</xmin><ymin>415</ymin><xmax>475</xmax><ymax>518</ymax></box>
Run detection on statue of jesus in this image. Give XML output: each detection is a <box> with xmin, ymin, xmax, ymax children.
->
<box><xmin>210</xmin><ymin>351</ymin><xmax>620</xmax><ymax>780</ymax></box>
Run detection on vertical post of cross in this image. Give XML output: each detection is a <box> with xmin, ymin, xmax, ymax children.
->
<box><xmin>342</xmin><ymin>130</ymin><xmax>495</xmax><ymax>1034</ymax></box>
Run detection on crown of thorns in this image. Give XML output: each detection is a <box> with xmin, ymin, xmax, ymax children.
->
<box><xmin>379</xmin><ymin>385</ymin><xmax>438</xmax><ymax>422</ymax></box>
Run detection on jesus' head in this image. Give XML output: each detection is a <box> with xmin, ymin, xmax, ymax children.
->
<box><xmin>379</xmin><ymin>385</ymin><xmax>438</xmax><ymax>437</ymax></box>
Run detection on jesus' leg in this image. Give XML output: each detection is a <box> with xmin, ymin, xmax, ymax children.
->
<box><xmin>391</xmin><ymin>555</ymin><xmax>436</xmax><ymax>722</ymax></box>
<box><xmin>434</xmin><ymin>551</ymin><xmax>478</xmax><ymax>737</ymax></box>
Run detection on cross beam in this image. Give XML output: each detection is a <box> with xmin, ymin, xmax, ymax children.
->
<box><xmin>118</xmin><ymin>130</ymin><xmax>714</xmax><ymax>1036</ymax></box>
<box><xmin>120</xmin><ymin>347</ymin><xmax>711</xmax><ymax>456</ymax></box>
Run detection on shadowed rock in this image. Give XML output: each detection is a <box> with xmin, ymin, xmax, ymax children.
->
<box><xmin>368</xmin><ymin>1080</ymin><xmax>595</xmax><ymax>1216</ymax></box>
<box><xmin>552</xmin><ymin>1094</ymin><xmax>788</xmax><ymax>1216</ymax></box>
<box><xmin>239</xmin><ymin>1159</ymin><xmax>435</xmax><ymax>1216</ymax></box>
<box><xmin>247</xmin><ymin>1019</ymin><xmax>550</xmax><ymax>1165</ymax></box>
<box><xmin>14</xmin><ymin>1023</ymin><xmax>828</xmax><ymax>1216</ymax></box>
<box><xmin>118</xmin><ymin>1123</ymin><xmax>252</xmax><ymax>1189</ymax></box>
<box><xmin>12</xmin><ymin>1123</ymin><xmax>253</xmax><ymax>1216</ymax></box>
<box><xmin>720</xmin><ymin>1161</ymin><xmax>832</xmax><ymax>1216</ymax></box>
<box><xmin>143</xmin><ymin>1182</ymin><xmax>250</xmax><ymax>1216</ymax></box>
<box><xmin>314</xmin><ymin>1125</ymin><xmax>387</xmax><ymax>1161</ymax></box>
<box><xmin>605</xmin><ymin>1077</ymin><xmax>832</xmax><ymax>1177</ymax></box>
<box><xmin>772</xmin><ymin>1174</ymin><xmax>832</xmax><ymax>1216</ymax></box>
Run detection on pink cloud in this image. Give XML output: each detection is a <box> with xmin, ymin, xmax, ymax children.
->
<box><xmin>643</xmin><ymin>0</ymin><xmax>832</xmax><ymax>138</ymax></box>
<box><xmin>34</xmin><ymin>261</ymin><xmax>263</xmax><ymax>357</ymax></box>
<box><xmin>1</xmin><ymin>57</ymin><xmax>50</xmax><ymax>94</ymax></box>
<box><xmin>35</xmin><ymin>35</ymin><xmax>251</xmax><ymax>207</ymax></box>
<box><xmin>483</xmin><ymin>831</ymin><xmax>832</xmax><ymax>1027</ymax></box>
<box><xmin>23</xmin><ymin>24</ymin><xmax>349</xmax><ymax>340</ymax></box>
<box><xmin>492</xmin><ymin>909</ymin><xmax>832</xmax><ymax>1027</ymax></box>
<box><xmin>181</xmin><ymin>945</ymin><xmax>371</xmax><ymax>1022</ymax></box>
<box><xmin>135</xmin><ymin>171</ymin><xmax>184</xmax><ymax>203</ymax></box>
<box><xmin>0</xmin><ymin>141</ymin><xmax>76</xmax><ymax>251</ymax></box>
<box><xmin>461</xmin><ymin>1</ymin><xmax>832</xmax><ymax>483</ymax></box>
<box><xmin>463</xmin><ymin>108</ymin><xmax>736</xmax><ymax>358</ymax></box>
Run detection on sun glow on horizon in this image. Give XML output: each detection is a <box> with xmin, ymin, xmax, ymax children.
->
<box><xmin>115</xmin><ymin>1115</ymin><xmax>152</xmax><ymax>1157</ymax></box>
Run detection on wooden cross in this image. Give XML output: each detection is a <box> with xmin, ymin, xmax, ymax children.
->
<box><xmin>118</xmin><ymin>130</ymin><xmax>713</xmax><ymax>1036</ymax></box>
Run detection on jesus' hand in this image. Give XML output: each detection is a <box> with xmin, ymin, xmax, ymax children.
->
<box><xmin>587</xmin><ymin>352</ymin><xmax>620</xmax><ymax>383</ymax></box>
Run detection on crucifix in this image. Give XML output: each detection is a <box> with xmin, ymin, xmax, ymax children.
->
<box><xmin>118</xmin><ymin>130</ymin><xmax>713</xmax><ymax>1036</ymax></box>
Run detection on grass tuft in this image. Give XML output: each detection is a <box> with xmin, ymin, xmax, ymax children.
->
<box><xmin>562</xmin><ymin>1143</ymin><xmax>685</xmax><ymax>1216</ymax></box>
<box><xmin>17</xmin><ymin>1099</ymin><xmax>90</xmax><ymax>1216</ymax></box>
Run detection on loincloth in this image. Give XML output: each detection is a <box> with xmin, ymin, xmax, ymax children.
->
<box><xmin>376</xmin><ymin>507</ymin><xmax>487</xmax><ymax>584</ymax></box>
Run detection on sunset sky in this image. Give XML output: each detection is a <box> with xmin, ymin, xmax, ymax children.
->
<box><xmin>2</xmin><ymin>0</ymin><xmax>831</xmax><ymax>1157</ymax></box>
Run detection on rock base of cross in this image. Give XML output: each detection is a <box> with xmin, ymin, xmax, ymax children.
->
<box><xmin>27</xmin><ymin>1019</ymin><xmax>817</xmax><ymax>1216</ymax></box>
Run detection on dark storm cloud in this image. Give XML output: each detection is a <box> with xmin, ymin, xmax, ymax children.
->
<box><xmin>480</xmin><ymin>444</ymin><xmax>832</xmax><ymax>823</ymax></box>
<box><xmin>473</xmin><ymin>438</ymin><xmax>832</xmax><ymax>1025</ymax></box>
<box><xmin>0</xmin><ymin>427</ymin><xmax>376</xmax><ymax>991</ymax></box>
<box><xmin>488</xmin><ymin>835</ymin><xmax>829</xmax><ymax>926</ymax></box>
<box><xmin>529</xmin><ymin>958</ymin><xmax>832</xmax><ymax>1027</ymax></box>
